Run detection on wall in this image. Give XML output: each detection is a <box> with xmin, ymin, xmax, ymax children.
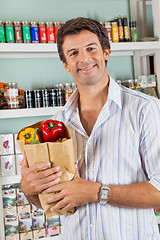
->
<box><xmin>0</xmin><ymin>0</ymin><xmax>145</xmax><ymax>133</ymax></box>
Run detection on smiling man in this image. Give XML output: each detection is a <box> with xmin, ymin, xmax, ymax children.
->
<box><xmin>21</xmin><ymin>18</ymin><xmax>160</xmax><ymax>240</ymax></box>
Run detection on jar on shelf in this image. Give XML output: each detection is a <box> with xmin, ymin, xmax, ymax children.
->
<box><xmin>22</xmin><ymin>21</ymin><xmax>31</xmax><ymax>43</ymax></box>
<box><xmin>104</xmin><ymin>22</ymin><xmax>112</xmax><ymax>42</ymax></box>
<box><xmin>31</xmin><ymin>22</ymin><xmax>39</xmax><ymax>43</ymax></box>
<box><xmin>111</xmin><ymin>22</ymin><xmax>119</xmax><ymax>43</ymax></box>
<box><xmin>46</xmin><ymin>22</ymin><xmax>55</xmax><ymax>43</ymax></box>
<box><xmin>5</xmin><ymin>21</ymin><xmax>15</xmax><ymax>43</ymax></box>
<box><xmin>0</xmin><ymin>21</ymin><xmax>5</xmax><ymax>43</ymax></box>
<box><xmin>7</xmin><ymin>82</ymin><xmax>19</xmax><ymax>109</ymax></box>
<box><xmin>14</xmin><ymin>21</ymin><xmax>23</xmax><ymax>43</ymax></box>
<box><xmin>39</xmin><ymin>22</ymin><xmax>47</xmax><ymax>43</ymax></box>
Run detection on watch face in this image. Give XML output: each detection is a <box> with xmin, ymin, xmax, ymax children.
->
<box><xmin>101</xmin><ymin>191</ymin><xmax>108</xmax><ymax>199</ymax></box>
<box><xmin>100</xmin><ymin>185</ymin><xmax>110</xmax><ymax>203</ymax></box>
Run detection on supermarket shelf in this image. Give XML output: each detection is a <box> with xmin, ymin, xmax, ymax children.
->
<box><xmin>0</xmin><ymin>41</ymin><xmax>160</xmax><ymax>58</ymax></box>
<box><xmin>0</xmin><ymin>106</ymin><xmax>64</xmax><ymax>119</ymax></box>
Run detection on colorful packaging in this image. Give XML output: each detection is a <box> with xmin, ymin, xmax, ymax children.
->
<box><xmin>17</xmin><ymin>188</ymin><xmax>29</xmax><ymax>206</ymax></box>
<box><xmin>33</xmin><ymin>228</ymin><xmax>46</xmax><ymax>239</ymax></box>
<box><xmin>15</xmin><ymin>154</ymin><xmax>23</xmax><ymax>175</ymax></box>
<box><xmin>14</xmin><ymin>134</ymin><xmax>22</xmax><ymax>154</ymax></box>
<box><xmin>5</xmin><ymin>216</ymin><xmax>19</xmax><ymax>240</ymax></box>
<box><xmin>46</xmin><ymin>215</ymin><xmax>60</xmax><ymax>237</ymax></box>
<box><xmin>18</xmin><ymin>204</ymin><xmax>31</xmax><ymax>215</ymax></box>
<box><xmin>1</xmin><ymin>155</ymin><xmax>16</xmax><ymax>176</ymax></box>
<box><xmin>0</xmin><ymin>134</ymin><xmax>14</xmax><ymax>155</ymax></box>
<box><xmin>3</xmin><ymin>188</ymin><xmax>17</xmax><ymax>217</ymax></box>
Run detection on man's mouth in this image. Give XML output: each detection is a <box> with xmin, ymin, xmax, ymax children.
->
<box><xmin>77</xmin><ymin>64</ymin><xmax>97</xmax><ymax>72</ymax></box>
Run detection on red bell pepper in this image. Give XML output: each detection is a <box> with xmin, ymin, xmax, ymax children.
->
<box><xmin>41</xmin><ymin>120</ymin><xmax>65</xmax><ymax>142</ymax></box>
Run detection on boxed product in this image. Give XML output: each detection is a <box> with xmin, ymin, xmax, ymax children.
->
<box><xmin>32</xmin><ymin>228</ymin><xmax>46</xmax><ymax>239</ymax></box>
<box><xmin>19</xmin><ymin>212</ymin><xmax>32</xmax><ymax>234</ymax></box>
<box><xmin>46</xmin><ymin>215</ymin><xmax>60</xmax><ymax>237</ymax></box>
<box><xmin>17</xmin><ymin>188</ymin><xmax>29</xmax><ymax>206</ymax></box>
<box><xmin>18</xmin><ymin>205</ymin><xmax>31</xmax><ymax>215</ymax></box>
<box><xmin>0</xmin><ymin>155</ymin><xmax>16</xmax><ymax>176</ymax></box>
<box><xmin>5</xmin><ymin>215</ymin><xmax>19</xmax><ymax>240</ymax></box>
<box><xmin>32</xmin><ymin>214</ymin><xmax>45</xmax><ymax>230</ymax></box>
<box><xmin>19</xmin><ymin>231</ymin><xmax>33</xmax><ymax>240</ymax></box>
<box><xmin>138</xmin><ymin>74</ymin><xmax>156</xmax><ymax>88</ymax></box>
<box><xmin>15</xmin><ymin>154</ymin><xmax>23</xmax><ymax>175</ymax></box>
<box><xmin>0</xmin><ymin>134</ymin><xmax>14</xmax><ymax>155</ymax></box>
<box><xmin>3</xmin><ymin>188</ymin><xmax>16</xmax><ymax>215</ymax></box>
<box><xmin>154</xmin><ymin>208</ymin><xmax>160</xmax><ymax>215</ymax></box>
<box><xmin>14</xmin><ymin>134</ymin><xmax>22</xmax><ymax>154</ymax></box>
<box><xmin>17</xmin><ymin>120</ymin><xmax>76</xmax><ymax>218</ymax></box>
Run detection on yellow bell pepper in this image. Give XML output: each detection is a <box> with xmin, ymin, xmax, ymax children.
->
<box><xmin>19</xmin><ymin>127</ymin><xmax>40</xmax><ymax>144</ymax></box>
<box><xmin>56</xmin><ymin>138</ymin><xmax>68</xmax><ymax>143</ymax></box>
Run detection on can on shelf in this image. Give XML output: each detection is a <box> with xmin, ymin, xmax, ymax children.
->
<box><xmin>24</xmin><ymin>90</ymin><xmax>34</xmax><ymax>108</ymax></box>
<box><xmin>34</xmin><ymin>90</ymin><xmax>42</xmax><ymax>108</ymax></box>
<box><xmin>42</xmin><ymin>89</ymin><xmax>50</xmax><ymax>107</ymax></box>
<box><xmin>31</xmin><ymin>22</ymin><xmax>39</xmax><ymax>43</ymax></box>
<box><xmin>57</xmin><ymin>84</ymin><xmax>64</xmax><ymax>106</ymax></box>
<box><xmin>22</xmin><ymin>21</ymin><xmax>31</xmax><ymax>43</ymax></box>
<box><xmin>46</xmin><ymin>22</ymin><xmax>55</xmax><ymax>43</ymax></box>
<box><xmin>0</xmin><ymin>21</ymin><xmax>5</xmax><ymax>43</ymax></box>
<box><xmin>39</xmin><ymin>22</ymin><xmax>47</xmax><ymax>43</ymax></box>
<box><xmin>49</xmin><ymin>88</ymin><xmax>57</xmax><ymax>107</ymax></box>
<box><xmin>54</xmin><ymin>22</ymin><xmax>61</xmax><ymax>42</ymax></box>
<box><xmin>5</xmin><ymin>21</ymin><xmax>15</xmax><ymax>43</ymax></box>
<box><xmin>14</xmin><ymin>21</ymin><xmax>23</xmax><ymax>43</ymax></box>
<box><xmin>7</xmin><ymin>82</ymin><xmax>19</xmax><ymax>109</ymax></box>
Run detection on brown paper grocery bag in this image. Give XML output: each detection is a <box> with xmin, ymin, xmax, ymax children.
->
<box><xmin>17</xmin><ymin>120</ymin><xmax>76</xmax><ymax>218</ymax></box>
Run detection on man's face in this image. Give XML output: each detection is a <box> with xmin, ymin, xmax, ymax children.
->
<box><xmin>62</xmin><ymin>30</ymin><xmax>110</xmax><ymax>87</ymax></box>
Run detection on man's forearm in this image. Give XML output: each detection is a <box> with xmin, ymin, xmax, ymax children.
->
<box><xmin>108</xmin><ymin>181</ymin><xmax>160</xmax><ymax>209</ymax></box>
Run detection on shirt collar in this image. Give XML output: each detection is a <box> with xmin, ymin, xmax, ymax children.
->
<box><xmin>107</xmin><ymin>77</ymin><xmax>122</xmax><ymax>109</ymax></box>
<box><xmin>63</xmin><ymin>76</ymin><xmax>122</xmax><ymax>121</ymax></box>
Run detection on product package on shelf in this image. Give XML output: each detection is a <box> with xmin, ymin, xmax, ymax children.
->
<box><xmin>2</xmin><ymin>188</ymin><xmax>17</xmax><ymax>217</ymax></box>
<box><xmin>5</xmin><ymin>215</ymin><xmax>19</xmax><ymax>240</ymax></box>
<box><xmin>46</xmin><ymin>215</ymin><xmax>61</xmax><ymax>237</ymax></box>
<box><xmin>17</xmin><ymin>120</ymin><xmax>76</xmax><ymax>218</ymax></box>
<box><xmin>15</xmin><ymin>154</ymin><xmax>23</xmax><ymax>175</ymax></box>
<box><xmin>0</xmin><ymin>134</ymin><xmax>14</xmax><ymax>156</ymax></box>
<box><xmin>1</xmin><ymin>155</ymin><xmax>16</xmax><ymax>176</ymax></box>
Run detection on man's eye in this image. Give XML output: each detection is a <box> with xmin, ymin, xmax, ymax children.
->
<box><xmin>70</xmin><ymin>51</ymin><xmax>77</xmax><ymax>57</ymax></box>
<box><xmin>88</xmin><ymin>47</ymin><xmax>95</xmax><ymax>51</ymax></box>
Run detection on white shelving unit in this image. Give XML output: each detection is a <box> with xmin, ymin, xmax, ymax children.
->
<box><xmin>0</xmin><ymin>106</ymin><xmax>63</xmax><ymax>119</ymax></box>
<box><xmin>1</xmin><ymin>1</ymin><xmax>160</xmax><ymax>238</ymax></box>
<box><xmin>0</xmin><ymin>41</ymin><xmax>160</xmax><ymax>57</ymax></box>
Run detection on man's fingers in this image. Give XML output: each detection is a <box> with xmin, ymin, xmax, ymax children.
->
<box><xmin>22</xmin><ymin>150</ymin><xmax>29</xmax><ymax>168</ymax></box>
<box><xmin>30</xmin><ymin>161</ymin><xmax>51</xmax><ymax>172</ymax></box>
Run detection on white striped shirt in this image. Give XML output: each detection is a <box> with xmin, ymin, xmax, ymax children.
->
<box><xmin>52</xmin><ymin>77</ymin><xmax>160</xmax><ymax>240</ymax></box>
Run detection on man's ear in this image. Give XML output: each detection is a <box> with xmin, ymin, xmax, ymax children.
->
<box><xmin>62</xmin><ymin>61</ymin><xmax>71</xmax><ymax>73</ymax></box>
<box><xmin>104</xmin><ymin>48</ymin><xmax>110</xmax><ymax>61</ymax></box>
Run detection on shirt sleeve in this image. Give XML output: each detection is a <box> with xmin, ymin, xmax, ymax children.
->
<box><xmin>139</xmin><ymin>98</ymin><xmax>160</xmax><ymax>191</ymax></box>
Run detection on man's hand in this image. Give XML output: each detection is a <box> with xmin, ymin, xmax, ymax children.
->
<box><xmin>43</xmin><ymin>178</ymin><xmax>101</xmax><ymax>212</ymax></box>
<box><xmin>20</xmin><ymin>151</ymin><xmax>62</xmax><ymax>197</ymax></box>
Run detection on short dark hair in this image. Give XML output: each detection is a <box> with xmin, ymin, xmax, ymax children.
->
<box><xmin>57</xmin><ymin>17</ymin><xmax>110</xmax><ymax>64</ymax></box>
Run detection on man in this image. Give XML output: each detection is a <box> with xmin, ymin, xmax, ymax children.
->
<box><xmin>21</xmin><ymin>17</ymin><xmax>160</xmax><ymax>239</ymax></box>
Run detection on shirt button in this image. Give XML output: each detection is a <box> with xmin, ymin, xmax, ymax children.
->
<box><xmin>90</xmin><ymin>223</ymin><xmax>95</xmax><ymax>228</ymax></box>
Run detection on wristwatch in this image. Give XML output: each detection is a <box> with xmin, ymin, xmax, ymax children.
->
<box><xmin>99</xmin><ymin>184</ymin><xmax>110</xmax><ymax>204</ymax></box>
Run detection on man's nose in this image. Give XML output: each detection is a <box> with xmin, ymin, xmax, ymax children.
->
<box><xmin>79</xmin><ymin>50</ymin><xmax>90</xmax><ymax>63</ymax></box>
